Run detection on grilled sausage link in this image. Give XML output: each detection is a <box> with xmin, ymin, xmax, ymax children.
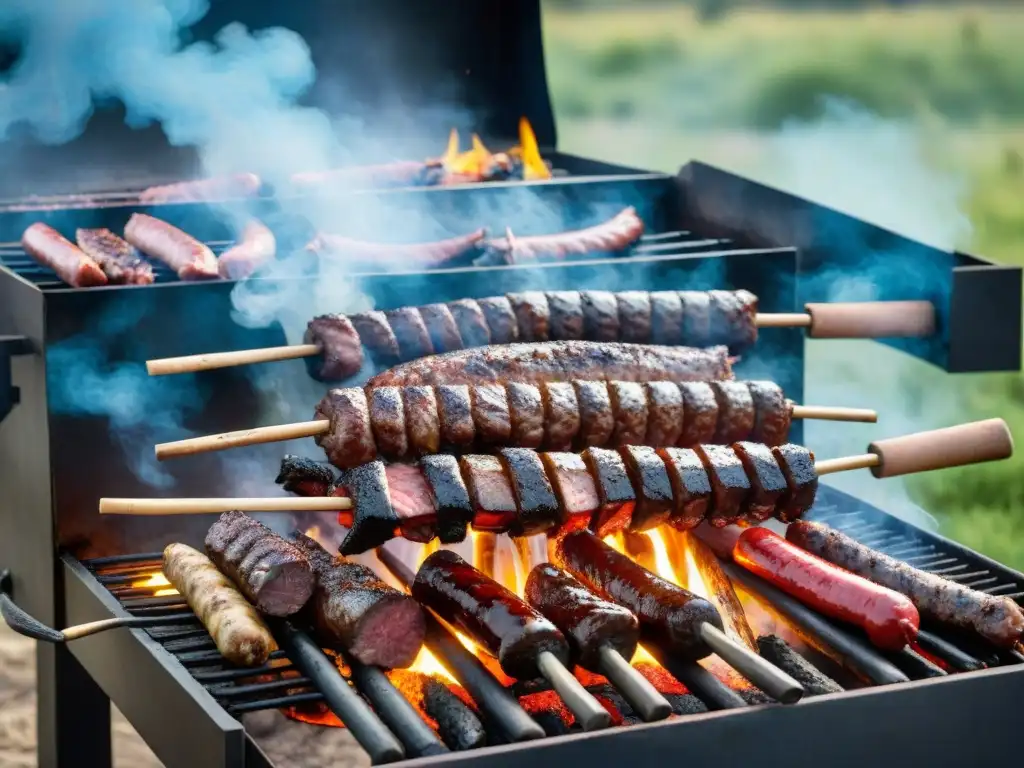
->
<box><xmin>525</xmin><ymin>563</ymin><xmax>640</xmax><ymax>671</ymax></box>
<box><xmin>301</xmin><ymin>289</ymin><xmax>758</xmax><ymax>382</ymax></box>
<box><xmin>204</xmin><ymin>511</ymin><xmax>315</xmax><ymax>616</ymax></box>
<box><xmin>734</xmin><ymin>527</ymin><xmax>920</xmax><ymax>650</ymax></box>
<box><xmin>787</xmin><ymin>521</ymin><xmax>1024</xmax><ymax>649</ymax></box>
<box><xmin>413</xmin><ymin>550</ymin><xmax>570</xmax><ymax>679</ymax></box>
<box><xmin>217</xmin><ymin>219</ymin><xmax>277</xmax><ymax>280</ymax></box>
<box><xmin>291</xmin><ymin>533</ymin><xmax>425</xmax><ymax>668</ymax></box>
<box><xmin>557</xmin><ymin>530</ymin><xmax>723</xmax><ymax>660</ymax></box>
<box><xmin>124</xmin><ymin>213</ymin><xmax>219</xmax><ymax>280</ymax></box>
<box><xmin>162</xmin><ymin>543</ymin><xmax>275</xmax><ymax>667</ymax></box>
<box><xmin>22</xmin><ymin>223</ymin><xmax>108</xmax><ymax>287</ymax></box>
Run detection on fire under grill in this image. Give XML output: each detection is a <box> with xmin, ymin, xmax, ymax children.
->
<box><xmin>49</xmin><ymin>484</ymin><xmax>1024</xmax><ymax>768</ymax></box>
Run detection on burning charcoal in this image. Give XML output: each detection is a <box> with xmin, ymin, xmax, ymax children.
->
<box><xmin>422</xmin><ymin>678</ymin><xmax>487</xmax><ymax>751</ymax></box>
<box><xmin>532</xmin><ymin>710</ymin><xmax>572</xmax><ymax>738</ymax></box>
<box><xmin>666</xmin><ymin>693</ymin><xmax>708</xmax><ymax>716</ymax></box>
<box><xmin>737</xmin><ymin>689</ymin><xmax>774</xmax><ymax>706</ymax></box>
<box><xmin>756</xmin><ymin>636</ymin><xmax>843</xmax><ymax>696</ymax></box>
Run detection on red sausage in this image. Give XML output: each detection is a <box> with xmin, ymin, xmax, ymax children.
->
<box><xmin>22</xmin><ymin>223</ymin><xmax>108</xmax><ymax>287</ymax></box>
<box><xmin>733</xmin><ymin>527</ymin><xmax>919</xmax><ymax>651</ymax></box>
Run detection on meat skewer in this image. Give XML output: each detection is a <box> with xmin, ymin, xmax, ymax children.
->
<box><xmin>146</xmin><ymin>292</ymin><xmax>936</xmax><ymax>380</ymax></box>
<box><xmin>290</xmin><ymin>532</ymin><xmax>425</xmax><ymax>668</ymax></box>
<box><xmin>124</xmin><ymin>213</ymin><xmax>219</xmax><ymax>280</ymax></box>
<box><xmin>100</xmin><ymin>419</ymin><xmax>1014</xmax><ymax>556</ymax></box>
<box><xmin>556</xmin><ymin>530</ymin><xmax>804</xmax><ymax>703</ymax></box>
<box><xmin>733</xmin><ymin>527</ymin><xmax>921</xmax><ymax>651</ymax></box>
<box><xmin>525</xmin><ymin>563</ymin><xmax>672</xmax><ymax>721</ymax></box>
<box><xmin>475</xmin><ymin>207</ymin><xmax>645</xmax><ymax>265</ymax></box>
<box><xmin>787</xmin><ymin>520</ymin><xmax>1024</xmax><ymax>649</ymax></box>
<box><xmin>217</xmin><ymin>219</ymin><xmax>277</xmax><ymax>280</ymax></box>
<box><xmin>308</xmin><ymin>229</ymin><xmax>486</xmax><ymax>271</ymax></box>
<box><xmin>75</xmin><ymin>228</ymin><xmax>155</xmax><ymax>285</ymax></box>
<box><xmin>412</xmin><ymin>549</ymin><xmax>612</xmax><ymax>731</ymax></box>
<box><xmin>21</xmin><ymin>223</ymin><xmax>108</xmax><ymax>287</ymax></box>
<box><xmin>154</xmin><ymin>378</ymin><xmax>877</xmax><ymax>468</ymax></box>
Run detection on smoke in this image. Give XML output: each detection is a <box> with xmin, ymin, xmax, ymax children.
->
<box><xmin>747</xmin><ymin>99</ymin><xmax>978</xmax><ymax>532</ymax></box>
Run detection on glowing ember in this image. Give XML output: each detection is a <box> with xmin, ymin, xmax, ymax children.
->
<box><xmin>518</xmin><ymin>116</ymin><xmax>552</xmax><ymax>180</ymax></box>
<box><xmin>408</xmin><ymin>646</ymin><xmax>458</xmax><ymax>684</ymax></box>
<box><xmin>132</xmin><ymin>572</ymin><xmax>178</xmax><ymax>597</ymax></box>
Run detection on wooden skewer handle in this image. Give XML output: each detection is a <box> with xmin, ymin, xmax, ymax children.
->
<box><xmin>755</xmin><ymin>313</ymin><xmax>812</xmax><ymax>329</ymax></box>
<box><xmin>790</xmin><ymin>405</ymin><xmax>877</xmax><ymax>423</ymax></box>
<box><xmin>147</xmin><ymin>344</ymin><xmax>321</xmax><ymax>376</ymax></box>
<box><xmin>804</xmin><ymin>301</ymin><xmax>935</xmax><ymax>339</ymax></box>
<box><xmin>156</xmin><ymin>420</ymin><xmax>330</xmax><ymax>460</ymax></box>
<box><xmin>99</xmin><ymin>496</ymin><xmax>353</xmax><ymax>515</ymax></box>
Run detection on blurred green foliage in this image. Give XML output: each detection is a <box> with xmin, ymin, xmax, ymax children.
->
<box><xmin>543</xmin><ymin>2</ymin><xmax>1024</xmax><ymax>567</ymax></box>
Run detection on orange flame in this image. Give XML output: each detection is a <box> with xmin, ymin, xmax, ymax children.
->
<box><xmin>132</xmin><ymin>572</ymin><xmax>178</xmax><ymax>597</ymax></box>
<box><xmin>518</xmin><ymin>117</ymin><xmax>551</xmax><ymax>180</ymax></box>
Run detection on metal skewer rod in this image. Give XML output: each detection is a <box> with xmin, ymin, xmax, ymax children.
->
<box><xmin>697</xmin><ymin>622</ymin><xmax>804</xmax><ymax>704</ymax></box>
<box><xmin>595</xmin><ymin>644</ymin><xmax>672</xmax><ymax>721</ymax></box>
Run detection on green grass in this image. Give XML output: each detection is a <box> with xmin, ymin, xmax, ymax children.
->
<box><xmin>542</xmin><ymin>3</ymin><xmax>1024</xmax><ymax>568</ymax></box>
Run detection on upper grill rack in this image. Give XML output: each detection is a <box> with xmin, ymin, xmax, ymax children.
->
<box><xmin>0</xmin><ymin>229</ymin><xmax>733</xmax><ymax>288</ymax></box>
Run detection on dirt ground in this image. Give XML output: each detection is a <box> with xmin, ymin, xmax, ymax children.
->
<box><xmin>0</xmin><ymin>623</ymin><xmax>368</xmax><ymax>768</ymax></box>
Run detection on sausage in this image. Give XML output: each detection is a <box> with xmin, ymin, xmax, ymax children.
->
<box><xmin>506</xmin><ymin>382</ymin><xmax>545</xmax><ymax>449</ymax></box>
<box><xmin>748</xmin><ymin>381</ymin><xmax>792</xmax><ymax>447</ymax></box>
<box><xmin>541</xmin><ymin>382</ymin><xmax>581</xmax><ymax>450</ymax></box>
<box><xmin>556</xmin><ymin>530</ymin><xmax>722</xmax><ymax>660</ymax></box>
<box><xmin>387</xmin><ymin>308</ymin><xmax>435</xmax><ymax>361</ymax></box>
<box><xmin>695</xmin><ymin>444</ymin><xmax>750</xmax><ymax>527</ymax></box>
<box><xmin>507</xmin><ymin>292</ymin><xmax>550</xmax><ymax>341</ymax></box>
<box><xmin>659</xmin><ymin>447</ymin><xmax>712</xmax><ymax>530</ymax></box>
<box><xmin>203</xmin><ymin>511</ymin><xmax>315</xmax><ymax>616</ymax></box>
<box><xmin>292</xmin><ymin>533</ymin><xmax>425</xmax><ymax>668</ymax></box>
<box><xmin>123</xmin><ymin>213</ymin><xmax>219</xmax><ymax>280</ymax></box>
<box><xmin>732</xmin><ymin>441</ymin><xmax>788</xmax><ymax>522</ymax></box>
<box><xmin>217</xmin><ymin>219</ymin><xmax>276</xmax><ymax>280</ymax></box>
<box><xmin>367</xmin><ymin>341</ymin><xmax>733</xmax><ymax>388</ymax></box>
<box><xmin>315</xmin><ymin>388</ymin><xmax>377</xmax><ymax>469</ymax></box>
<box><xmin>412</xmin><ymin>550</ymin><xmax>570</xmax><ymax>679</ymax></box>
<box><xmin>404</xmin><ymin>385</ymin><xmax>441</xmax><ymax>455</ymax></box>
<box><xmin>309</xmin><ymin>229</ymin><xmax>485</xmax><ymax>269</ymax></box>
<box><xmin>419</xmin><ymin>304</ymin><xmax>464</xmax><ymax>353</ymax></box>
<box><xmin>22</xmin><ymin>223</ymin><xmax>107</xmax><ymax>287</ymax></box>
<box><xmin>138</xmin><ymin>173</ymin><xmax>262</xmax><ymax>203</ymax></box>
<box><xmin>350</xmin><ymin>311</ymin><xmax>402</xmax><ymax>363</ymax></box>
<box><xmin>772</xmin><ymin>445</ymin><xmax>818</xmax><ymax>521</ymax></box>
<box><xmin>787</xmin><ymin>521</ymin><xmax>1024</xmax><ymax>649</ymax></box>
<box><xmin>580</xmin><ymin>291</ymin><xmax>620</xmax><ymax>341</ymax></box>
<box><xmin>545</xmin><ymin>291</ymin><xmax>585</xmax><ymax>340</ymax></box>
<box><xmin>162</xmin><ymin>543</ymin><xmax>274</xmax><ymax>667</ymax></box>
<box><xmin>525</xmin><ymin>563</ymin><xmax>640</xmax><ymax>671</ymax></box>
<box><xmin>480</xmin><ymin>207</ymin><xmax>644</xmax><ymax>263</ymax></box>
<box><xmin>304</xmin><ymin>315</ymin><xmax>365</xmax><ymax>382</ymax></box>
<box><xmin>477</xmin><ymin>297</ymin><xmax>519</xmax><ymax>344</ymax></box>
<box><xmin>616</xmin><ymin>291</ymin><xmax>652</xmax><ymax>343</ymax></box>
<box><xmin>734</xmin><ymin>527</ymin><xmax>920</xmax><ymax>651</ymax></box>
<box><xmin>75</xmin><ymin>228</ymin><xmax>154</xmax><ymax>285</ymax></box>
<box><xmin>709</xmin><ymin>381</ymin><xmax>755</xmax><ymax>444</ymax></box>
<box><xmin>448</xmin><ymin>300</ymin><xmax>492</xmax><ymax>348</ymax></box>
<box><xmin>368</xmin><ymin>386</ymin><xmax>408</xmax><ymax>458</ymax></box>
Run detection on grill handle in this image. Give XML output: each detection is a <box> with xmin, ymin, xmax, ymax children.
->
<box><xmin>0</xmin><ymin>336</ymin><xmax>31</xmax><ymax>424</ymax></box>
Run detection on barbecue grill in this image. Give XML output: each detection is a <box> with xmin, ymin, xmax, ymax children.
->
<box><xmin>1</xmin><ymin>2</ymin><xmax>1022</xmax><ymax>768</ymax></box>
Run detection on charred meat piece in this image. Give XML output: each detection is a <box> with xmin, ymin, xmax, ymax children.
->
<box><xmin>771</xmin><ymin>444</ymin><xmax>818</xmax><ymax>521</ymax></box>
<box><xmin>437</xmin><ymin>385</ymin><xmax>476</xmax><ymax>449</ymax></box>
<box><xmin>276</xmin><ymin>454</ymin><xmax>337</xmax><ymax>497</ymax></box>
<box><xmin>498</xmin><ymin>448</ymin><xmax>563</xmax><ymax>536</ymax></box>
<box><xmin>695</xmin><ymin>444</ymin><xmax>750</xmax><ymax>527</ymax></box>
<box><xmin>677</xmin><ymin>382</ymin><xmax>719</xmax><ymax>446</ymax></box>
<box><xmin>557</xmin><ymin>530</ymin><xmax>722</xmax><ymax>661</ymax></box>
<box><xmin>367</xmin><ymin>341</ymin><xmax>733</xmax><ymax>389</ymax></box>
<box><xmin>350</xmin><ymin>311</ymin><xmax>402</xmax><ymax>364</ymax></box>
<box><xmin>460</xmin><ymin>454</ymin><xmax>517</xmax><ymax>532</ymax></box>
<box><xmin>733</xmin><ymin>441</ymin><xmax>788</xmax><ymax>521</ymax></box>
<box><xmin>420</xmin><ymin>454</ymin><xmax>474</xmax><ymax>543</ymax></box>
<box><xmin>581</xmin><ymin>447</ymin><xmax>637</xmax><ymax>537</ymax></box>
<box><xmin>419</xmin><ymin>304</ymin><xmax>465</xmax><ymax>354</ymax></box>
<box><xmin>525</xmin><ymin>563</ymin><xmax>640</xmax><ymax>671</ymax></box>
<box><xmin>293</xmin><ymin>533</ymin><xmax>425</xmax><ymax>668</ymax></box>
<box><xmin>649</xmin><ymin>291</ymin><xmax>684</xmax><ymax>345</ymax></box>
<box><xmin>505</xmin><ymin>382</ymin><xmax>545</xmax><ymax>449</ymax></box>
<box><xmin>448</xmin><ymin>300</ymin><xmax>492</xmax><ymax>348</ymax></box>
<box><xmin>787</xmin><ymin>521</ymin><xmax>1024</xmax><ymax>649</ymax></box>
<box><xmin>573</xmin><ymin>380</ymin><xmax>615</xmax><ymax>448</ymax></box>
<box><xmin>616</xmin><ymin>291</ymin><xmax>653</xmax><ymax>343</ymax></box>
<box><xmin>710</xmin><ymin>381</ymin><xmax>756</xmax><ymax>444</ymax></box>
<box><xmin>413</xmin><ymin>550</ymin><xmax>570</xmax><ymax>680</ymax></box>
<box><xmin>403</xmin><ymin>385</ymin><xmax>442</xmax><ymax>456</ymax></box>
<box><xmin>707</xmin><ymin>289</ymin><xmax>758</xmax><ymax>349</ymax></box>
<box><xmin>385</xmin><ymin>463</ymin><xmax>437</xmax><ymax>543</ymax></box>
<box><xmin>315</xmin><ymin>388</ymin><xmax>377</xmax><ymax>469</ymax></box>
<box><xmin>545</xmin><ymin>291</ymin><xmax>585</xmax><ymax>340</ymax></box>
<box><xmin>204</xmin><ymin>511</ymin><xmax>315</xmax><ymax>616</ymax></box>
<box><xmin>368</xmin><ymin>386</ymin><xmax>408</xmax><ymax>458</ymax></box>
<box><xmin>507</xmin><ymin>292</ymin><xmax>550</xmax><ymax>341</ymax></box>
<box><xmin>748</xmin><ymin>381</ymin><xmax>792</xmax><ymax>447</ymax></box>
<box><xmin>386</xmin><ymin>308</ymin><xmax>435</xmax><ymax>361</ymax></box>
<box><xmin>644</xmin><ymin>381</ymin><xmax>685</xmax><ymax>447</ymax></box>
<box><xmin>477</xmin><ymin>297</ymin><xmax>519</xmax><ymax>344</ymax></box>
<box><xmin>540</xmin><ymin>452</ymin><xmax>601</xmax><ymax>521</ymax></box>
<box><xmin>608</xmin><ymin>382</ymin><xmax>648</xmax><ymax>446</ymax></box>
<box><xmin>618</xmin><ymin>445</ymin><xmax>674</xmax><ymax>531</ymax></box>
<box><xmin>678</xmin><ymin>292</ymin><xmax>711</xmax><ymax>347</ymax></box>
<box><xmin>339</xmin><ymin>461</ymin><xmax>404</xmax><ymax>555</ymax></box>
<box><xmin>470</xmin><ymin>383</ymin><xmax>512</xmax><ymax>445</ymax></box>
<box><xmin>75</xmin><ymin>228</ymin><xmax>154</xmax><ymax>285</ymax></box>
<box><xmin>305</xmin><ymin>315</ymin><xmax>365</xmax><ymax>382</ymax></box>
<box><xmin>658</xmin><ymin>448</ymin><xmax>712</xmax><ymax>530</ymax></box>
<box><xmin>541</xmin><ymin>382</ymin><xmax>581</xmax><ymax>450</ymax></box>
<box><xmin>580</xmin><ymin>291</ymin><xmax>620</xmax><ymax>342</ymax></box>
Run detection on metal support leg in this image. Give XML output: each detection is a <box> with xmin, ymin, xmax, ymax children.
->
<box><xmin>36</xmin><ymin>643</ymin><xmax>112</xmax><ymax>768</ymax></box>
